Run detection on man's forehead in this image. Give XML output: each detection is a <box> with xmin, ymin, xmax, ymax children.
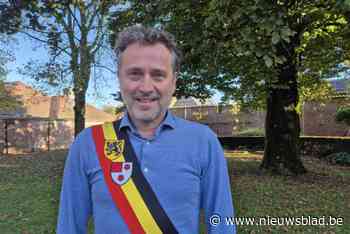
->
<box><xmin>122</xmin><ymin>42</ymin><xmax>170</xmax><ymax>53</ymax></box>
<box><xmin>125</xmin><ymin>66</ymin><xmax>166</xmax><ymax>73</ymax></box>
<box><xmin>119</xmin><ymin>43</ymin><xmax>172</xmax><ymax>68</ymax></box>
<box><xmin>135</xmin><ymin>41</ymin><xmax>169</xmax><ymax>48</ymax></box>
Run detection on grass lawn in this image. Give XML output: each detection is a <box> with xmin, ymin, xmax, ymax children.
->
<box><xmin>0</xmin><ymin>150</ymin><xmax>349</xmax><ymax>233</ymax></box>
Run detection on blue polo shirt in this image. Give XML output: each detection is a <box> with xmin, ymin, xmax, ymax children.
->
<box><xmin>57</xmin><ymin>111</ymin><xmax>236</xmax><ymax>233</ymax></box>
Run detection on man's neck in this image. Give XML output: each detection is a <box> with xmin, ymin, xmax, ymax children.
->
<box><xmin>129</xmin><ymin>113</ymin><xmax>167</xmax><ymax>139</ymax></box>
<box><xmin>135</xmin><ymin>122</ymin><xmax>159</xmax><ymax>139</ymax></box>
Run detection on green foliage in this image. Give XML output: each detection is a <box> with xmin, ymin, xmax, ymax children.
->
<box><xmin>112</xmin><ymin>1</ymin><xmax>350</xmax><ymax>173</ymax></box>
<box><xmin>101</xmin><ymin>104</ymin><xmax>126</xmax><ymax>119</ymax></box>
<box><xmin>297</xmin><ymin>78</ymin><xmax>336</xmax><ymax>114</ymax></box>
<box><xmin>111</xmin><ymin>0</ymin><xmax>350</xmax><ymax>108</ymax></box>
<box><xmin>115</xmin><ymin>104</ymin><xmax>125</xmax><ymax>115</ymax></box>
<box><xmin>18</xmin><ymin>60</ymin><xmax>71</xmax><ymax>95</ymax></box>
<box><xmin>111</xmin><ymin>0</ymin><xmax>350</xmax><ymax>174</ymax></box>
<box><xmin>17</xmin><ymin>1</ymin><xmax>117</xmax><ymax>90</ymax></box>
<box><xmin>326</xmin><ymin>152</ymin><xmax>350</xmax><ymax>166</ymax></box>
<box><xmin>0</xmin><ymin>36</ymin><xmax>21</xmax><ymax>111</ymax></box>
<box><xmin>101</xmin><ymin>105</ymin><xmax>116</xmax><ymax>115</ymax></box>
<box><xmin>237</xmin><ymin>128</ymin><xmax>265</xmax><ymax>137</ymax></box>
<box><xmin>336</xmin><ymin>107</ymin><xmax>350</xmax><ymax>125</ymax></box>
<box><xmin>0</xmin><ymin>35</ymin><xmax>14</xmax><ymax>79</ymax></box>
<box><xmin>0</xmin><ymin>1</ymin><xmax>22</xmax><ymax>34</ymax></box>
<box><xmin>0</xmin><ymin>78</ymin><xmax>22</xmax><ymax>111</ymax></box>
<box><xmin>0</xmin><ymin>54</ymin><xmax>6</xmax><ymax>80</ymax></box>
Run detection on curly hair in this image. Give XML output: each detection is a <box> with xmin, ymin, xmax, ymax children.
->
<box><xmin>114</xmin><ymin>24</ymin><xmax>182</xmax><ymax>74</ymax></box>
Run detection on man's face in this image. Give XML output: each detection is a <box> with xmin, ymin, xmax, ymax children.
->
<box><xmin>118</xmin><ymin>42</ymin><xmax>176</xmax><ymax>126</ymax></box>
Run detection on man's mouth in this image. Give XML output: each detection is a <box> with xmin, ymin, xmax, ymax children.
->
<box><xmin>135</xmin><ymin>97</ymin><xmax>158</xmax><ymax>103</ymax></box>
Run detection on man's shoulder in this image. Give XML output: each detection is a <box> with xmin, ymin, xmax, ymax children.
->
<box><xmin>68</xmin><ymin>124</ymin><xmax>104</xmax><ymax>155</ymax></box>
<box><xmin>71</xmin><ymin>125</ymin><xmax>96</xmax><ymax>146</ymax></box>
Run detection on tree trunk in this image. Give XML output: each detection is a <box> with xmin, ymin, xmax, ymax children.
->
<box><xmin>260</xmin><ymin>41</ymin><xmax>307</xmax><ymax>175</ymax></box>
<box><xmin>71</xmin><ymin>18</ymin><xmax>92</xmax><ymax>136</ymax></box>
<box><xmin>72</xmin><ymin>55</ymin><xmax>91</xmax><ymax>136</ymax></box>
<box><xmin>73</xmin><ymin>89</ymin><xmax>86</xmax><ymax>137</ymax></box>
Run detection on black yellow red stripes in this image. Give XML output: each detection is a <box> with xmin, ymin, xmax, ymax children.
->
<box><xmin>92</xmin><ymin>125</ymin><xmax>145</xmax><ymax>234</ymax></box>
<box><xmin>92</xmin><ymin>122</ymin><xmax>178</xmax><ymax>234</ymax></box>
<box><xmin>114</xmin><ymin>121</ymin><xmax>178</xmax><ymax>234</ymax></box>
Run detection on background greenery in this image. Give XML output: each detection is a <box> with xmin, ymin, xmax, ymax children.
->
<box><xmin>0</xmin><ymin>150</ymin><xmax>349</xmax><ymax>233</ymax></box>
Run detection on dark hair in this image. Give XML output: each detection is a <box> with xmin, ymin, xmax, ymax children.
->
<box><xmin>115</xmin><ymin>24</ymin><xmax>182</xmax><ymax>74</ymax></box>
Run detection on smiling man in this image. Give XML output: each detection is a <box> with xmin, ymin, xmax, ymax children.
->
<box><xmin>118</xmin><ymin>41</ymin><xmax>176</xmax><ymax>138</ymax></box>
<box><xmin>57</xmin><ymin>25</ymin><xmax>236</xmax><ymax>234</ymax></box>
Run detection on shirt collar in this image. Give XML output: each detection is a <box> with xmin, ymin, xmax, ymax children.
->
<box><xmin>118</xmin><ymin>110</ymin><xmax>176</xmax><ymax>133</ymax></box>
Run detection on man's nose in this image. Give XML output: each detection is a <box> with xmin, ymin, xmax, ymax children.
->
<box><xmin>139</xmin><ymin>75</ymin><xmax>154</xmax><ymax>92</ymax></box>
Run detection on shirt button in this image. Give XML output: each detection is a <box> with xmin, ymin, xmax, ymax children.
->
<box><xmin>146</xmin><ymin>141</ymin><xmax>150</xmax><ymax>145</ymax></box>
<box><xmin>144</xmin><ymin>167</ymin><xmax>149</xmax><ymax>173</ymax></box>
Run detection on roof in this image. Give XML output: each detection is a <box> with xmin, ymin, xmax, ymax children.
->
<box><xmin>2</xmin><ymin>81</ymin><xmax>115</xmax><ymax>123</ymax></box>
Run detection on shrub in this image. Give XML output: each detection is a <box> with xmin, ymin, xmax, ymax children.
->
<box><xmin>237</xmin><ymin>128</ymin><xmax>265</xmax><ymax>136</ymax></box>
<box><xmin>326</xmin><ymin>152</ymin><xmax>350</xmax><ymax>166</ymax></box>
<box><xmin>335</xmin><ymin>107</ymin><xmax>350</xmax><ymax>126</ymax></box>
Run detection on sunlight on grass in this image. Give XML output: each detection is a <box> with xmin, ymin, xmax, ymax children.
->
<box><xmin>225</xmin><ymin>150</ymin><xmax>263</xmax><ymax>158</ymax></box>
<box><xmin>0</xmin><ymin>150</ymin><xmax>349</xmax><ymax>233</ymax></box>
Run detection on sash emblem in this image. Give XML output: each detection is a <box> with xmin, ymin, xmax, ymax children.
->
<box><xmin>111</xmin><ymin>162</ymin><xmax>133</xmax><ymax>185</ymax></box>
<box><xmin>105</xmin><ymin>140</ymin><xmax>124</xmax><ymax>162</ymax></box>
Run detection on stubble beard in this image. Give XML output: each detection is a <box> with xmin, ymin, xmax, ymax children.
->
<box><xmin>122</xmin><ymin>92</ymin><xmax>172</xmax><ymax>125</ymax></box>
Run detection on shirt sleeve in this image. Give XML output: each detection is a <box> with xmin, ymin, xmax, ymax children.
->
<box><xmin>200</xmin><ymin>128</ymin><xmax>237</xmax><ymax>234</ymax></box>
<box><xmin>57</xmin><ymin>131</ymin><xmax>92</xmax><ymax>234</ymax></box>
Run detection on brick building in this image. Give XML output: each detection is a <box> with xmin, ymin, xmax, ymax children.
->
<box><xmin>0</xmin><ymin>81</ymin><xmax>116</xmax><ymax>153</ymax></box>
<box><xmin>170</xmin><ymin>78</ymin><xmax>350</xmax><ymax>137</ymax></box>
<box><xmin>170</xmin><ymin>97</ymin><xmax>265</xmax><ymax>137</ymax></box>
<box><xmin>302</xmin><ymin>78</ymin><xmax>350</xmax><ymax>136</ymax></box>
<box><xmin>1</xmin><ymin>78</ymin><xmax>348</xmax><ymax>154</ymax></box>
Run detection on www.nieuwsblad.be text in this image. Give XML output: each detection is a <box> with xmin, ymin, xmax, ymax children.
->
<box><xmin>209</xmin><ymin>214</ymin><xmax>344</xmax><ymax>226</ymax></box>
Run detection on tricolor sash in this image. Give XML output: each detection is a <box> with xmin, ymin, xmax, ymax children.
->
<box><xmin>91</xmin><ymin>121</ymin><xmax>178</xmax><ymax>234</ymax></box>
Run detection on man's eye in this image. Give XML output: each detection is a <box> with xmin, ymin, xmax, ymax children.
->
<box><xmin>128</xmin><ymin>73</ymin><xmax>142</xmax><ymax>81</ymax></box>
<box><xmin>152</xmin><ymin>73</ymin><xmax>166</xmax><ymax>81</ymax></box>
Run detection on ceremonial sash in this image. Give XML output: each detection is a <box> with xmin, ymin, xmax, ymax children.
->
<box><xmin>91</xmin><ymin>121</ymin><xmax>178</xmax><ymax>234</ymax></box>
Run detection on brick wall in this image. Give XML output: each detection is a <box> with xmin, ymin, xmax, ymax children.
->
<box><xmin>302</xmin><ymin>98</ymin><xmax>350</xmax><ymax>136</ymax></box>
<box><xmin>171</xmin><ymin>98</ymin><xmax>350</xmax><ymax>137</ymax></box>
<box><xmin>170</xmin><ymin>105</ymin><xmax>265</xmax><ymax>136</ymax></box>
<box><xmin>1</xmin><ymin>98</ymin><xmax>348</xmax><ymax>154</ymax></box>
<box><xmin>0</xmin><ymin>119</ymin><xmax>74</xmax><ymax>154</ymax></box>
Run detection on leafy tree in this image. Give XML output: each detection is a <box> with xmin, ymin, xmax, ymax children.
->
<box><xmin>0</xmin><ymin>7</ymin><xmax>22</xmax><ymax>112</ymax></box>
<box><xmin>0</xmin><ymin>47</ymin><xmax>23</xmax><ymax>112</ymax></box>
<box><xmin>0</xmin><ymin>40</ymin><xmax>8</xmax><ymax>80</ymax></box>
<box><xmin>0</xmin><ymin>78</ymin><xmax>22</xmax><ymax>112</ymax></box>
<box><xmin>0</xmin><ymin>0</ymin><xmax>22</xmax><ymax>34</ymax></box>
<box><xmin>336</xmin><ymin>107</ymin><xmax>350</xmax><ymax>126</ymax></box>
<box><xmin>111</xmin><ymin>0</ymin><xmax>350</xmax><ymax>174</ymax></box>
<box><xmin>6</xmin><ymin>0</ymin><xmax>118</xmax><ymax>135</ymax></box>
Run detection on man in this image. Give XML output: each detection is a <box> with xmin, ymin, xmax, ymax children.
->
<box><xmin>57</xmin><ymin>25</ymin><xmax>236</xmax><ymax>234</ymax></box>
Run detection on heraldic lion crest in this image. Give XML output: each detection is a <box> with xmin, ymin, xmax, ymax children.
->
<box><xmin>104</xmin><ymin>140</ymin><xmax>124</xmax><ymax>162</ymax></box>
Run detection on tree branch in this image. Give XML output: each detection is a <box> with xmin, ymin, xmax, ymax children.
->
<box><xmin>19</xmin><ymin>31</ymin><xmax>72</xmax><ymax>57</ymax></box>
<box><xmin>49</xmin><ymin>46</ymin><xmax>71</xmax><ymax>62</ymax></box>
<box><xmin>62</xmin><ymin>6</ymin><xmax>78</xmax><ymax>54</ymax></box>
<box><xmin>87</xmin><ymin>2</ymin><xmax>99</xmax><ymax>29</ymax></box>
<box><xmin>67</xmin><ymin>3</ymin><xmax>82</xmax><ymax>31</ymax></box>
<box><xmin>22</xmin><ymin>25</ymin><xmax>51</xmax><ymax>36</ymax></box>
<box><xmin>93</xmin><ymin>63</ymin><xmax>116</xmax><ymax>74</ymax></box>
<box><xmin>90</xmin><ymin>12</ymin><xmax>107</xmax><ymax>54</ymax></box>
